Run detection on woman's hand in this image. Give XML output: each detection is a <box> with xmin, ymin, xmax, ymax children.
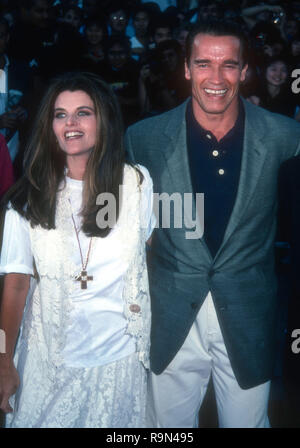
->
<box><xmin>0</xmin><ymin>361</ymin><xmax>19</xmax><ymax>413</ymax></box>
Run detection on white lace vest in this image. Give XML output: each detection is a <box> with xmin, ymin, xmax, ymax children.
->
<box><xmin>19</xmin><ymin>165</ymin><xmax>151</xmax><ymax>384</ymax></box>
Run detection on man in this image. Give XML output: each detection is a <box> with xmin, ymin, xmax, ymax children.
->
<box><xmin>151</xmin><ymin>18</ymin><xmax>173</xmax><ymax>46</ymax></box>
<box><xmin>107</xmin><ymin>1</ymin><xmax>130</xmax><ymax>38</ymax></box>
<box><xmin>101</xmin><ymin>36</ymin><xmax>140</xmax><ymax>127</ymax></box>
<box><xmin>125</xmin><ymin>20</ymin><xmax>300</xmax><ymax>427</ymax></box>
<box><xmin>8</xmin><ymin>0</ymin><xmax>54</xmax><ymax>66</ymax></box>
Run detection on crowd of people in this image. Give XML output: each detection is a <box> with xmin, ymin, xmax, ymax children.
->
<box><xmin>0</xmin><ymin>1</ymin><xmax>297</xmax><ymax>169</ymax></box>
<box><xmin>0</xmin><ymin>0</ymin><xmax>298</xmax><ymax>183</ymax></box>
<box><xmin>0</xmin><ymin>0</ymin><xmax>300</xmax><ymax>430</ymax></box>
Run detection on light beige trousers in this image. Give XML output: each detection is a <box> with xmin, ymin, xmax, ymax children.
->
<box><xmin>147</xmin><ymin>292</ymin><xmax>271</xmax><ymax>428</ymax></box>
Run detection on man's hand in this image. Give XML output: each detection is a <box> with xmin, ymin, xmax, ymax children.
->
<box><xmin>0</xmin><ymin>112</ymin><xmax>18</xmax><ymax>130</ymax></box>
<box><xmin>13</xmin><ymin>106</ymin><xmax>27</xmax><ymax>123</ymax></box>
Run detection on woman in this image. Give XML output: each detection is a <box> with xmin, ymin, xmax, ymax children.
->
<box><xmin>0</xmin><ymin>72</ymin><xmax>154</xmax><ymax>428</ymax></box>
<box><xmin>130</xmin><ymin>6</ymin><xmax>151</xmax><ymax>60</ymax></box>
<box><xmin>61</xmin><ymin>5</ymin><xmax>82</xmax><ymax>30</ymax></box>
<box><xmin>82</xmin><ymin>17</ymin><xmax>107</xmax><ymax>67</ymax></box>
<box><xmin>257</xmin><ymin>57</ymin><xmax>299</xmax><ymax>118</ymax></box>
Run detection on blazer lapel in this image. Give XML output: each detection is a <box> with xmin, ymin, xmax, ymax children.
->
<box><xmin>163</xmin><ymin>101</ymin><xmax>193</xmax><ymax>196</ymax></box>
<box><xmin>162</xmin><ymin>100</ymin><xmax>212</xmax><ymax>261</ymax></box>
<box><xmin>215</xmin><ymin>99</ymin><xmax>268</xmax><ymax>260</ymax></box>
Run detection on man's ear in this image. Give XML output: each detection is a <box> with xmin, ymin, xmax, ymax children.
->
<box><xmin>185</xmin><ymin>61</ymin><xmax>191</xmax><ymax>81</ymax></box>
<box><xmin>240</xmin><ymin>63</ymin><xmax>248</xmax><ymax>82</ymax></box>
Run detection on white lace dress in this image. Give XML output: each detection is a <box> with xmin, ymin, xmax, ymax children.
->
<box><xmin>0</xmin><ymin>164</ymin><xmax>154</xmax><ymax>428</ymax></box>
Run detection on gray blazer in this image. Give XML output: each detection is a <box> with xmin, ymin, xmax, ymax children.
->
<box><xmin>125</xmin><ymin>98</ymin><xmax>300</xmax><ymax>389</ymax></box>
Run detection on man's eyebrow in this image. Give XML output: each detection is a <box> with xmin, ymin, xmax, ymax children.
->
<box><xmin>192</xmin><ymin>59</ymin><xmax>240</xmax><ymax>65</ymax></box>
<box><xmin>193</xmin><ymin>58</ymin><xmax>211</xmax><ymax>63</ymax></box>
<box><xmin>223</xmin><ymin>59</ymin><xmax>240</xmax><ymax>65</ymax></box>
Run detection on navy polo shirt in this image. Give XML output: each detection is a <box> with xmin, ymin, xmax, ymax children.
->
<box><xmin>186</xmin><ymin>99</ymin><xmax>245</xmax><ymax>258</ymax></box>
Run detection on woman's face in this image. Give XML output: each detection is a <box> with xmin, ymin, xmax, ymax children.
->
<box><xmin>86</xmin><ymin>24</ymin><xmax>103</xmax><ymax>46</ymax></box>
<box><xmin>266</xmin><ymin>61</ymin><xmax>288</xmax><ymax>87</ymax></box>
<box><xmin>52</xmin><ymin>90</ymin><xmax>97</xmax><ymax>164</ymax></box>
<box><xmin>64</xmin><ymin>9</ymin><xmax>81</xmax><ymax>29</ymax></box>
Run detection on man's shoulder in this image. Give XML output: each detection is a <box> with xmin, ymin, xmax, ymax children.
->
<box><xmin>244</xmin><ymin>100</ymin><xmax>300</xmax><ymax>136</ymax></box>
<box><xmin>127</xmin><ymin>101</ymin><xmax>188</xmax><ymax>138</ymax></box>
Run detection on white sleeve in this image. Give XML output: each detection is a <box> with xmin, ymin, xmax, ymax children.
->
<box><xmin>137</xmin><ymin>164</ymin><xmax>156</xmax><ymax>241</ymax></box>
<box><xmin>0</xmin><ymin>207</ymin><xmax>34</xmax><ymax>275</ymax></box>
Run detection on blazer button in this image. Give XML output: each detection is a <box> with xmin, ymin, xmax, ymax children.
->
<box><xmin>191</xmin><ymin>302</ymin><xmax>198</xmax><ymax>310</ymax></box>
<box><xmin>129</xmin><ymin>304</ymin><xmax>141</xmax><ymax>313</ymax></box>
<box><xmin>208</xmin><ymin>269</ymin><xmax>215</xmax><ymax>277</ymax></box>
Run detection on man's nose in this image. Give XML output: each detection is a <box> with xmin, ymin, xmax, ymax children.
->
<box><xmin>210</xmin><ymin>66</ymin><xmax>224</xmax><ymax>83</ymax></box>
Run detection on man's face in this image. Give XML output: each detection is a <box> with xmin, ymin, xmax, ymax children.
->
<box><xmin>29</xmin><ymin>0</ymin><xmax>49</xmax><ymax>28</ymax></box>
<box><xmin>185</xmin><ymin>34</ymin><xmax>247</xmax><ymax>119</ymax></box>
<box><xmin>161</xmin><ymin>48</ymin><xmax>178</xmax><ymax>72</ymax></box>
<box><xmin>109</xmin><ymin>9</ymin><xmax>128</xmax><ymax>33</ymax></box>
<box><xmin>108</xmin><ymin>43</ymin><xmax>128</xmax><ymax>69</ymax></box>
<box><xmin>154</xmin><ymin>27</ymin><xmax>171</xmax><ymax>45</ymax></box>
<box><xmin>133</xmin><ymin>12</ymin><xmax>149</xmax><ymax>35</ymax></box>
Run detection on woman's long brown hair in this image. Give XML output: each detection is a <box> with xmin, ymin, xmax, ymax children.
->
<box><xmin>3</xmin><ymin>72</ymin><xmax>126</xmax><ymax>237</ymax></box>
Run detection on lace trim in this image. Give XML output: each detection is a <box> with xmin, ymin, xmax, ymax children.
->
<box><xmin>27</xmin><ymin>186</ymin><xmax>82</xmax><ymax>382</ymax></box>
<box><xmin>120</xmin><ymin>165</ymin><xmax>151</xmax><ymax>368</ymax></box>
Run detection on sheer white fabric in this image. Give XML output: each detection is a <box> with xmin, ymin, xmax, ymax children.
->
<box><xmin>0</xmin><ymin>164</ymin><xmax>154</xmax><ymax>428</ymax></box>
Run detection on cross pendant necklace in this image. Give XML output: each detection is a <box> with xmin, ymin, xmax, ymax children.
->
<box><xmin>69</xmin><ymin>199</ymin><xmax>93</xmax><ymax>289</ymax></box>
<box><xmin>75</xmin><ymin>268</ymin><xmax>93</xmax><ymax>290</ymax></box>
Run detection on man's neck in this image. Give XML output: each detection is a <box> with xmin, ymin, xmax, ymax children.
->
<box><xmin>192</xmin><ymin>100</ymin><xmax>240</xmax><ymax>142</ymax></box>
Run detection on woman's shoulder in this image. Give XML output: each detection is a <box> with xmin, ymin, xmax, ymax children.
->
<box><xmin>124</xmin><ymin>162</ymin><xmax>151</xmax><ymax>179</ymax></box>
<box><xmin>124</xmin><ymin>163</ymin><xmax>153</xmax><ymax>188</ymax></box>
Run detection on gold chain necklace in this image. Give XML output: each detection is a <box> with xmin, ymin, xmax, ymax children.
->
<box><xmin>69</xmin><ymin>199</ymin><xmax>93</xmax><ymax>289</ymax></box>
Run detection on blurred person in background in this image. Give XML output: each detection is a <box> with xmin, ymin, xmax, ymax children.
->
<box><xmin>8</xmin><ymin>0</ymin><xmax>55</xmax><ymax>67</ymax></box>
<box><xmin>130</xmin><ymin>5</ymin><xmax>151</xmax><ymax>60</ymax></box>
<box><xmin>0</xmin><ymin>16</ymin><xmax>32</xmax><ymax>175</ymax></box>
<box><xmin>257</xmin><ymin>57</ymin><xmax>299</xmax><ymax>120</ymax></box>
<box><xmin>139</xmin><ymin>38</ymin><xmax>189</xmax><ymax>116</ymax></box>
<box><xmin>101</xmin><ymin>35</ymin><xmax>140</xmax><ymax>127</ymax></box>
<box><xmin>80</xmin><ymin>16</ymin><xmax>107</xmax><ymax>71</ymax></box>
<box><xmin>60</xmin><ymin>4</ymin><xmax>83</xmax><ymax>31</ymax></box>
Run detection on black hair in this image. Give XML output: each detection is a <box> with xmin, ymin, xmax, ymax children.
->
<box><xmin>185</xmin><ymin>19</ymin><xmax>249</xmax><ymax>67</ymax></box>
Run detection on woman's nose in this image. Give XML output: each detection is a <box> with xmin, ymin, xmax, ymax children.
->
<box><xmin>66</xmin><ymin>113</ymin><xmax>78</xmax><ymax>125</ymax></box>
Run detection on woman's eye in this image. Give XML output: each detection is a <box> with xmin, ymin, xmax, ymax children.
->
<box><xmin>78</xmin><ymin>110</ymin><xmax>91</xmax><ymax>116</ymax></box>
<box><xmin>54</xmin><ymin>112</ymin><xmax>66</xmax><ymax>119</ymax></box>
